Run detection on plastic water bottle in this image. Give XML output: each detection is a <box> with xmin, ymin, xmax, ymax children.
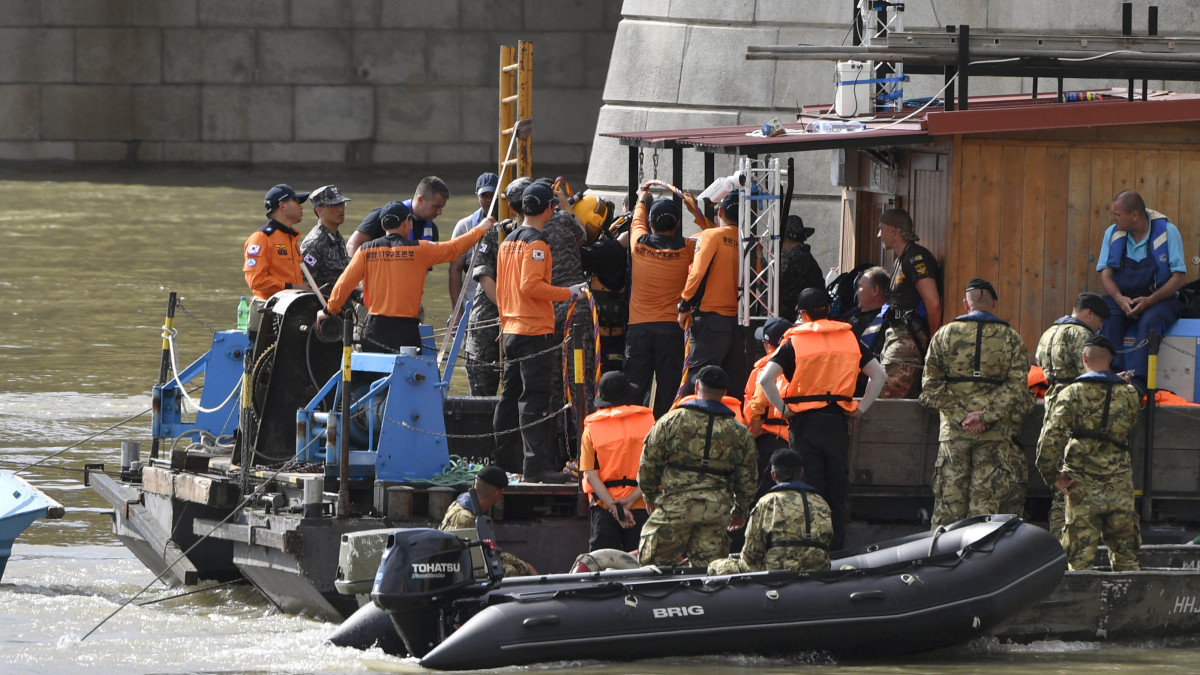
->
<box><xmin>236</xmin><ymin>296</ymin><xmax>250</xmax><ymax>331</ymax></box>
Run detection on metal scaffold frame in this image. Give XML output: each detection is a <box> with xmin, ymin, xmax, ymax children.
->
<box><xmin>737</xmin><ymin>156</ymin><xmax>782</xmax><ymax>326</ymax></box>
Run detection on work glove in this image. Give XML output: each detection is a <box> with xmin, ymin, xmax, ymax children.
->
<box><xmin>568</xmin><ymin>282</ymin><xmax>589</xmax><ymax>301</ymax></box>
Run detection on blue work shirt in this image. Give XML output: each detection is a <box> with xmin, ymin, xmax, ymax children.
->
<box><xmin>1096</xmin><ymin>222</ymin><xmax>1186</xmax><ymax>273</ymax></box>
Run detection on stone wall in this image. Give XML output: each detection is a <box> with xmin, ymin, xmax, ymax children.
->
<box><xmin>586</xmin><ymin>0</ymin><xmax>1200</xmax><ymax>268</ymax></box>
<box><xmin>0</xmin><ymin>0</ymin><xmax>621</xmax><ymax>167</ymax></box>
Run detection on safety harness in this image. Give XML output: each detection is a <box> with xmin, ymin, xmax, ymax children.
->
<box><xmin>941</xmin><ymin>311</ymin><xmax>1010</xmax><ymax>386</ymax></box>
<box><xmin>666</xmin><ymin>399</ymin><xmax>737</xmax><ymax>477</ymax></box>
<box><xmin>765</xmin><ymin>481</ymin><xmax>828</xmax><ymax>551</ymax></box>
<box><xmin>1042</xmin><ymin>316</ymin><xmax>1092</xmax><ymax>386</ymax></box>
<box><xmin>1068</xmin><ymin>371</ymin><xmax>1131</xmax><ymax>453</ymax></box>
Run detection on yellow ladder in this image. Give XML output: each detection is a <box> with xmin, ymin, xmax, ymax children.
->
<box><xmin>497</xmin><ymin>41</ymin><xmax>533</xmax><ymax>227</ymax></box>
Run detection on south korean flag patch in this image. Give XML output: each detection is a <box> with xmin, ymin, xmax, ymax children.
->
<box><xmin>303</xmin><ymin>253</ymin><xmax>317</xmax><ymax>267</ymax></box>
<box><xmin>247</xmin><ymin>243</ymin><xmax>262</xmax><ymax>256</ymax></box>
<box><xmin>531</xmin><ymin>249</ymin><xmax>545</xmax><ymax>261</ymax></box>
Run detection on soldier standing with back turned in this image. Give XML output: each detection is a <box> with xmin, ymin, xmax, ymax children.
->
<box><xmin>1035</xmin><ymin>334</ymin><xmax>1141</xmax><ymax>571</ymax></box>
<box><xmin>1034</xmin><ymin>291</ymin><xmax>1110</xmax><ymax>538</ymax></box>
<box><xmin>920</xmin><ymin>278</ymin><xmax>1033</xmax><ymax>529</ymax></box>
<box><xmin>637</xmin><ymin>366</ymin><xmax>758</xmax><ymax>568</ymax></box>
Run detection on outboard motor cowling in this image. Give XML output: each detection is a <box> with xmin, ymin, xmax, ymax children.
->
<box><xmin>371</xmin><ymin>528</ymin><xmax>475</xmax><ymax>657</ymax></box>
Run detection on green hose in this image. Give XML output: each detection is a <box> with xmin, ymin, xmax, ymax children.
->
<box><xmin>404</xmin><ymin>455</ymin><xmax>488</xmax><ymax>486</ymax></box>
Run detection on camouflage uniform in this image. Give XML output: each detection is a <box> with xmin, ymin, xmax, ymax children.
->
<box><xmin>544</xmin><ymin>210</ymin><xmax>595</xmax><ymax>441</ymax></box>
<box><xmin>920</xmin><ymin>311</ymin><xmax>1033</xmax><ymax>529</ymax></box>
<box><xmin>881</xmin><ymin>242</ymin><xmax>940</xmax><ymax>398</ymax></box>
<box><xmin>299</xmin><ymin>222</ymin><xmax>351</xmax><ymax>295</ymax></box>
<box><xmin>440</xmin><ymin>497</ymin><xmax>533</xmax><ymax>577</ymax></box>
<box><xmin>464</xmin><ymin>228</ymin><xmax>501</xmax><ymax>396</ymax></box>
<box><xmin>778</xmin><ymin>244</ymin><xmax>825</xmax><ymax>323</ymax></box>
<box><xmin>879</xmin><ymin>325</ymin><xmax>924</xmax><ymax>398</ymax></box>
<box><xmin>707</xmin><ymin>482</ymin><xmax>833</xmax><ymax>574</ymax></box>
<box><xmin>1035</xmin><ymin>371</ymin><xmax>1141</xmax><ymax>571</ymax></box>
<box><xmin>1034</xmin><ymin>316</ymin><xmax>1095</xmax><ymax>537</ymax></box>
<box><xmin>638</xmin><ymin>399</ymin><xmax>758</xmax><ymax>567</ymax></box>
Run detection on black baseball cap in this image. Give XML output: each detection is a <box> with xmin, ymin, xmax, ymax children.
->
<box><xmin>476</xmin><ymin>465</ymin><xmax>509</xmax><ymax>489</ymax></box>
<box><xmin>265</xmin><ymin>184</ymin><xmax>308</xmax><ymax>212</ymax></box>
<box><xmin>718</xmin><ymin>192</ymin><xmax>738</xmax><ymax>222</ymax></box>
<box><xmin>796</xmin><ymin>287</ymin><xmax>831</xmax><ymax>313</ymax></box>
<box><xmin>755</xmin><ymin>317</ymin><xmax>792</xmax><ymax>345</ymax></box>
<box><xmin>521</xmin><ymin>182</ymin><xmax>557</xmax><ymax>215</ymax></box>
<box><xmin>649</xmin><ymin>197</ymin><xmax>680</xmax><ymax>230</ymax></box>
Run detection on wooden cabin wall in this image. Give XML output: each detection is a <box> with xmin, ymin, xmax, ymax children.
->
<box><xmin>949</xmin><ymin>134</ymin><xmax>1200</xmax><ymax>352</ymax></box>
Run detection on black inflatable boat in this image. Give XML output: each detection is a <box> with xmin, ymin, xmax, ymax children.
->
<box><xmin>371</xmin><ymin>514</ymin><xmax>1065</xmax><ymax>670</ymax></box>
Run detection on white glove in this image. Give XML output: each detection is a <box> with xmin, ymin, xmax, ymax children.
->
<box><xmin>568</xmin><ymin>282</ymin><xmax>589</xmax><ymax>300</ymax></box>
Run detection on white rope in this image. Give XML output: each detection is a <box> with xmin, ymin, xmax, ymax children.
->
<box><xmin>163</xmin><ymin>325</ymin><xmax>243</xmax><ymax>415</ymax></box>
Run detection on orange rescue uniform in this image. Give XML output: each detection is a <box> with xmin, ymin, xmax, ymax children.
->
<box><xmin>744</xmin><ymin>353</ymin><xmax>790</xmax><ymax>441</ymax></box>
<box><xmin>244</xmin><ymin>220</ymin><xmax>305</xmax><ymax>300</ymax></box>
<box><xmin>777</xmin><ymin>320</ymin><xmax>862</xmax><ymax>415</ymax></box>
<box><xmin>679</xmin><ymin>223</ymin><xmax>739</xmax><ymax>316</ymax></box>
<box><xmin>672</xmin><ymin>394</ymin><xmax>747</xmax><ymax>426</ymax></box>
<box><xmin>496</xmin><ymin>226</ymin><xmax>572</xmax><ymax>336</ymax></box>
<box><xmin>629</xmin><ymin>201</ymin><xmax>695</xmax><ymax>325</ymax></box>
<box><xmin>579</xmin><ymin>404</ymin><xmax>655</xmax><ymax>511</ymax></box>
<box><xmin>327</xmin><ymin>226</ymin><xmax>487</xmax><ymax>318</ymax></box>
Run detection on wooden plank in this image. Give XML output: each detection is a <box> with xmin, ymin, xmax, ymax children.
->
<box><xmin>976</xmin><ymin>143</ymin><xmax>1005</xmax><ymax>292</ymax></box>
<box><xmin>1066</xmin><ymin>147</ymin><xmax>1093</xmax><ymax>302</ymax></box>
<box><xmin>998</xmin><ymin>145</ymin><xmax>1026</xmax><ymax>316</ymax></box>
<box><xmin>1135</xmin><ymin>149</ymin><xmax>1159</xmax><ymax>206</ymax></box>
<box><xmin>1088</xmin><ymin>149</ymin><xmax>1115</xmax><ymax>293</ymax></box>
<box><xmin>1043</xmin><ymin>146</ymin><xmax>1071</xmax><ymax>326</ymax></box>
<box><xmin>952</xmin><ymin>140</ymin><xmax>982</xmax><ymax>320</ymax></box>
<box><xmin>1113</xmin><ymin>148</ymin><xmax>1136</xmax><ymax>196</ymax></box>
<box><xmin>1180</xmin><ymin>150</ymin><xmax>1200</xmax><ymax>273</ymax></box>
<box><xmin>1156</xmin><ymin>150</ymin><xmax>1182</xmax><ymax>221</ymax></box>
<box><xmin>1019</xmin><ymin>145</ymin><xmax>1047</xmax><ymax>347</ymax></box>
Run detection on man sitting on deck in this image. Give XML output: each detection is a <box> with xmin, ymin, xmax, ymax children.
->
<box><xmin>440</xmin><ymin>465</ymin><xmax>537</xmax><ymax>577</ymax></box>
<box><xmin>1097</xmin><ymin>190</ymin><xmax>1187</xmax><ymax>389</ymax></box>
<box><xmin>707</xmin><ymin>449</ymin><xmax>833</xmax><ymax>575</ymax></box>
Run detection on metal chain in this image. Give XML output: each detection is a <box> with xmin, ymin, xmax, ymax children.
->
<box><xmin>652</xmin><ymin>149</ymin><xmax>659</xmax><ymax>180</ymax></box>
<box><xmin>176</xmin><ymin>298</ymin><xmax>218</xmax><ymax>335</ymax></box>
<box><xmin>389</xmin><ymin>402</ymin><xmax>572</xmax><ymax>439</ymax></box>
<box><xmin>638</xmin><ymin>149</ymin><xmax>645</xmax><ymax>186</ymax></box>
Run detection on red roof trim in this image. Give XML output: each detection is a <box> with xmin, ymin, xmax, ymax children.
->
<box><xmin>925</xmin><ymin>97</ymin><xmax>1200</xmax><ymax>136</ymax></box>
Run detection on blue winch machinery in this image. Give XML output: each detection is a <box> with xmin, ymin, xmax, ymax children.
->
<box><xmin>296</xmin><ymin>331</ymin><xmax>450</xmax><ymax>483</ymax></box>
<box><xmin>153</xmin><ymin>290</ymin><xmax>470</xmax><ymax>485</ymax></box>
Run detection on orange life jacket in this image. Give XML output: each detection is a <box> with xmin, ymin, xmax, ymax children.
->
<box><xmin>581</xmin><ymin>405</ymin><xmax>655</xmax><ymax>508</ymax></box>
<box><xmin>780</xmin><ymin>319</ymin><xmax>861</xmax><ymax>415</ymax></box>
<box><xmin>744</xmin><ymin>353</ymin><xmax>790</xmax><ymax>441</ymax></box>
<box><xmin>673</xmin><ymin>394</ymin><xmax>746</xmax><ymax>426</ymax></box>
<box><xmin>1028</xmin><ymin>364</ymin><xmax>1048</xmax><ymax>400</ymax></box>
<box><xmin>1146</xmin><ymin>390</ymin><xmax>1200</xmax><ymax>407</ymax></box>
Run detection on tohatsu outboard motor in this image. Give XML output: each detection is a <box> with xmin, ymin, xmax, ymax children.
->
<box><xmin>371</xmin><ymin>528</ymin><xmax>477</xmax><ymax>657</ymax></box>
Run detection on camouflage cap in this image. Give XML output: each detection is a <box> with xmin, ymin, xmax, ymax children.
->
<box><xmin>310</xmin><ymin>184</ymin><xmax>351</xmax><ymax>207</ymax></box>
<box><xmin>504</xmin><ymin>176</ymin><xmax>533</xmax><ymax>205</ymax></box>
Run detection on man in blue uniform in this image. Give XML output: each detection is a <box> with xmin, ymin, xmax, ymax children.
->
<box><xmin>1097</xmin><ymin>190</ymin><xmax>1187</xmax><ymax>388</ymax></box>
